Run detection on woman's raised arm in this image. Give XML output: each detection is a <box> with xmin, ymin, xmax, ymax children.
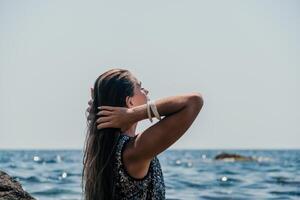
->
<box><xmin>125</xmin><ymin>92</ymin><xmax>204</xmax><ymax>163</ymax></box>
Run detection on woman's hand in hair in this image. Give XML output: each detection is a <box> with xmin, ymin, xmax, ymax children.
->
<box><xmin>96</xmin><ymin>106</ymin><xmax>134</xmax><ymax>132</ymax></box>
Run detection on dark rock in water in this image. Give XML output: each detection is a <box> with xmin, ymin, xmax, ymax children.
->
<box><xmin>214</xmin><ymin>152</ymin><xmax>255</xmax><ymax>161</ymax></box>
<box><xmin>0</xmin><ymin>170</ymin><xmax>35</xmax><ymax>200</ymax></box>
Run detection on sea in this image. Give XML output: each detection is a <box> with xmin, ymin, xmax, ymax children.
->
<box><xmin>0</xmin><ymin>150</ymin><xmax>299</xmax><ymax>200</ymax></box>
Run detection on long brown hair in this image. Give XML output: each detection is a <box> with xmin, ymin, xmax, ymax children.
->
<box><xmin>82</xmin><ymin>68</ymin><xmax>137</xmax><ymax>200</ymax></box>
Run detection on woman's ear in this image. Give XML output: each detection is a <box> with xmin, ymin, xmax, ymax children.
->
<box><xmin>126</xmin><ymin>96</ymin><xmax>134</xmax><ymax>108</ymax></box>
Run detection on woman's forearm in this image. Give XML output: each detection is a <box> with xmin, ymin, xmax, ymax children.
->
<box><xmin>129</xmin><ymin>92</ymin><xmax>203</xmax><ymax>124</ymax></box>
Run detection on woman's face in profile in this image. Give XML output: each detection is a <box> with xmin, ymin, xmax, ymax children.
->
<box><xmin>128</xmin><ymin>79</ymin><xmax>149</xmax><ymax>108</ymax></box>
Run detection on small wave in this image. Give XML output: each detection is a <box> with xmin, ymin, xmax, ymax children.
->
<box><xmin>270</xmin><ymin>191</ymin><xmax>300</xmax><ymax>197</ymax></box>
<box><xmin>267</xmin><ymin>176</ymin><xmax>300</xmax><ymax>187</ymax></box>
<box><xmin>32</xmin><ymin>188</ymin><xmax>79</xmax><ymax>196</ymax></box>
<box><xmin>0</xmin><ymin>158</ymin><xmax>11</xmax><ymax>163</ymax></box>
<box><xmin>216</xmin><ymin>170</ymin><xmax>238</xmax><ymax>175</ymax></box>
<box><xmin>169</xmin><ymin>159</ymin><xmax>194</xmax><ymax>168</ymax></box>
<box><xmin>176</xmin><ymin>179</ymin><xmax>208</xmax><ymax>189</ymax></box>
<box><xmin>44</xmin><ymin>159</ymin><xmax>59</xmax><ymax>164</ymax></box>
<box><xmin>15</xmin><ymin>176</ymin><xmax>42</xmax><ymax>183</ymax></box>
<box><xmin>67</xmin><ymin>172</ymin><xmax>82</xmax><ymax>177</ymax></box>
<box><xmin>44</xmin><ymin>155</ymin><xmax>64</xmax><ymax>163</ymax></box>
<box><xmin>217</xmin><ymin>176</ymin><xmax>243</xmax><ymax>187</ymax></box>
<box><xmin>242</xmin><ymin>183</ymin><xmax>268</xmax><ymax>189</ymax></box>
<box><xmin>31</xmin><ymin>155</ymin><xmax>66</xmax><ymax>164</ymax></box>
<box><xmin>200</xmin><ymin>195</ymin><xmax>242</xmax><ymax>200</ymax></box>
<box><xmin>7</xmin><ymin>164</ymin><xmax>17</xmax><ymax>169</ymax></box>
<box><xmin>265</xmin><ymin>168</ymin><xmax>281</xmax><ymax>172</ymax></box>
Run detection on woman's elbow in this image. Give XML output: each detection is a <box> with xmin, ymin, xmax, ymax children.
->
<box><xmin>188</xmin><ymin>92</ymin><xmax>204</xmax><ymax>112</ymax></box>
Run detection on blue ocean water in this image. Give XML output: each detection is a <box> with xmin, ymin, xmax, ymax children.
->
<box><xmin>0</xmin><ymin>150</ymin><xmax>299</xmax><ymax>200</ymax></box>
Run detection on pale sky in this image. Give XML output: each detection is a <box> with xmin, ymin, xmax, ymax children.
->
<box><xmin>1</xmin><ymin>0</ymin><xmax>299</xmax><ymax>149</ymax></box>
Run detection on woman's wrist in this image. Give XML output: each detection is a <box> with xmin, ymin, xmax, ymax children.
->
<box><xmin>128</xmin><ymin>103</ymin><xmax>149</xmax><ymax>124</ymax></box>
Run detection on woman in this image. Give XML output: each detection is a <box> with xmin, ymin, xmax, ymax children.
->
<box><xmin>83</xmin><ymin>68</ymin><xmax>204</xmax><ymax>200</ymax></box>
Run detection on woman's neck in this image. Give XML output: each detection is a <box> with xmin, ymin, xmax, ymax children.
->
<box><xmin>122</xmin><ymin>123</ymin><xmax>138</xmax><ymax>137</ymax></box>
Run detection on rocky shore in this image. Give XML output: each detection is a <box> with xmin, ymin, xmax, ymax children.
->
<box><xmin>0</xmin><ymin>170</ymin><xmax>35</xmax><ymax>200</ymax></box>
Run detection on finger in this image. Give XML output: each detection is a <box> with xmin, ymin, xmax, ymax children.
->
<box><xmin>88</xmin><ymin>99</ymin><xmax>93</xmax><ymax>106</ymax></box>
<box><xmin>98</xmin><ymin>106</ymin><xmax>116</xmax><ymax>111</ymax></box>
<box><xmin>86</xmin><ymin>107</ymin><xmax>91</xmax><ymax>113</ymax></box>
<box><xmin>96</xmin><ymin>110</ymin><xmax>112</xmax><ymax>116</ymax></box>
<box><xmin>96</xmin><ymin>116</ymin><xmax>112</xmax><ymax>124</ymax></box>
<box><xmin>97</xmin><ymin>122</ymin><xmax>112</xmax><ymax>130</ymax></box>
